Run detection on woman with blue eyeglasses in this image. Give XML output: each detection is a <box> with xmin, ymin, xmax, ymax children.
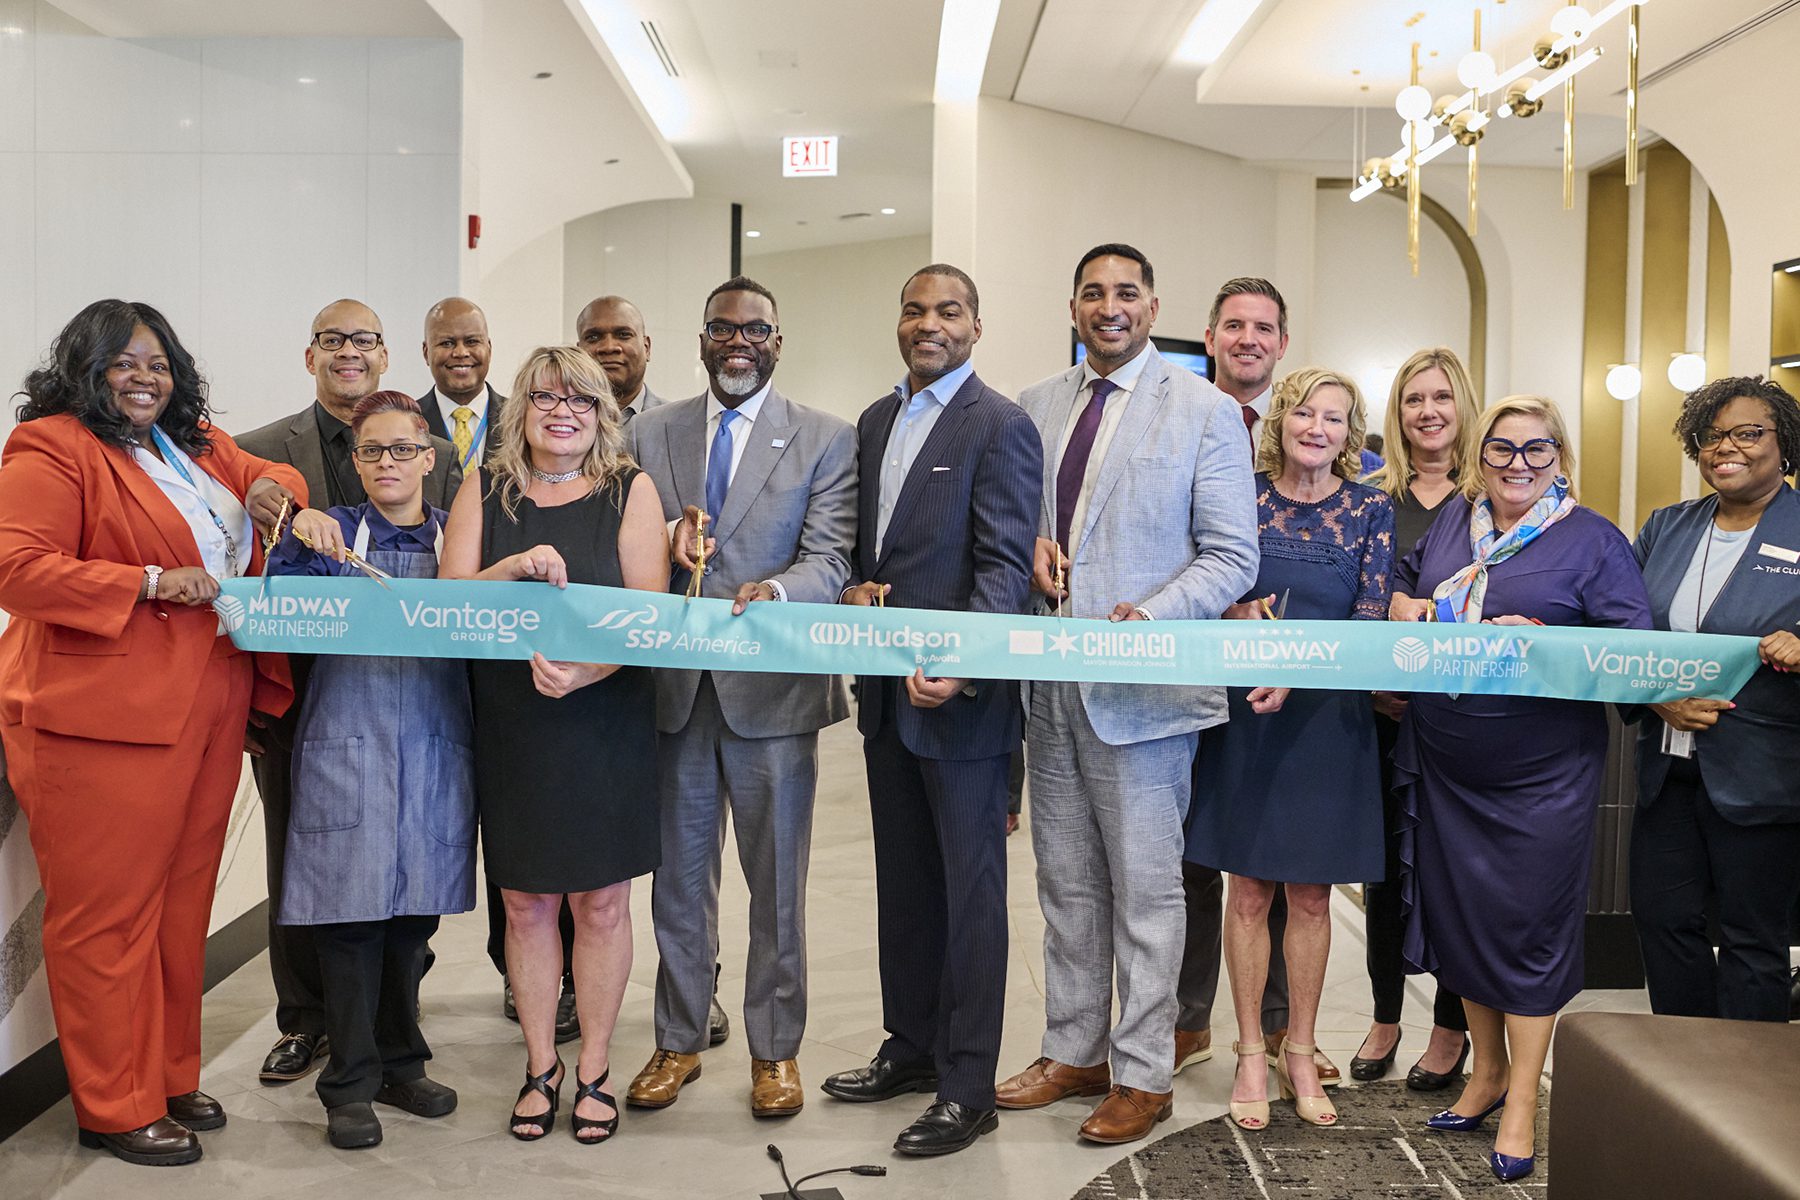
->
<box><xmin>1387</xmin><ymin>395</ymin><xmax>1651</xmax><ymax>1183</ymax></box>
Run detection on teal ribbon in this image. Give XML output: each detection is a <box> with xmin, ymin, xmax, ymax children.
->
<box><xmin>217</xmin><ymin>577</ymin><xmax>1762</xmax><ymax>705</ymax></box>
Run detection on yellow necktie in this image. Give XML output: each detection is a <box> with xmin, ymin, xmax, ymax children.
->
<box><xmin>451</xmin><ymin>405</ymin><xmax>475</xmax><ymax>466</ymax></box>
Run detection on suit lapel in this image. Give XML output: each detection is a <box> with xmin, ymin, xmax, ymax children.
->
<box><xmin>861</xmin><ymin>392</ymin><xmax>902</xmax><ymax>570</ymax></box>
<box><xmin>714</xmin><ymin>389</ymin><xmax>797</xmax><ymax>549</ymax></box>
<box><xmin>283</xmin><ymin>408</ymin><xmax>330</xmax><ymax>502</ymax></box>
<box><xmin>1040</xmin><ymin>366</ymin><xmax>1086</xmax><ymax>539</ymax></box>
<box><xmin>664</xmin><ymin>397</ymin><xmax>708</xmax><ymax>516</ymax></box>
<box><xmin>1074</xmin><ymin>353</ymin><xmax>1166</xmax><ymax>556</ymax></box>
<box><xmin>419</xmin><ymin>388</ymin><xmax>450</xmax><ymax>441</ymax></box>
<box><xmin>876</xmin><ymin>375</ymin><xmax>981</xmax><ymax>568</ymax></box>
<box><xmin>104</xmin><ymin>442</ymin><xmax>202</xmax><ymax>567</ymax></box>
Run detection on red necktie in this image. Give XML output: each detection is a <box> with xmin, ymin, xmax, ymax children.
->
<box><xmin>1241</xmin><ymin>403</ymin><xmax>1257</xmax><ymax>441</ymax></box>
<box><xmin>1055</xmin><ymin>378</ymin><xmax>1117</xmax><ymax>551</ymax></box>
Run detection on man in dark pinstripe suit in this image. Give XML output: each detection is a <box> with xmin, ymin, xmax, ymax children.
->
<box><xmin>819</xmin><ymin>265</ymin><xmax>1042</xmax><ymax>1156</ymax></box>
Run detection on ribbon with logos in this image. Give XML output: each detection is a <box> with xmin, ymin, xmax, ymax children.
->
<box><xmin>216</xmin><ymin>577</ymin><xmax>1764</xmax><ymax>705</ymax></box>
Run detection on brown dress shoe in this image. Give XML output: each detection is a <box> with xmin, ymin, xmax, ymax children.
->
<box><xmin>78</xmin><ymin>1117</ymin><xmax>202</xmax><ymax>1166</ymax></box>
<box><xmin>994</xmin><ymin>1056</ymin><xmax>1111</xmax><ymax>1110</ymax></box>
<box><xmin>1173</xmin><ymin>1028</ymin><xmax>1213</xmax><ymax>1076</ymax></box>
<box><xmin>1265</xmin><ymin>1028</ymin><xmax>1340</xmax><ymax>1087</ymax></box>
<box><xmin>751</xmin><ymin>1058</ymin><xmax>803</xmax><ymax>1117</ymax></box>
<box><xmin>1078</xmin><ymin>1084</ymin><xmax>1174</xmax><ymax>1144</ymax></box>
<box><xmin>626</xmin><ymin>1049</ymin><xmax>702</xmax><ymax>1109</ymax></box>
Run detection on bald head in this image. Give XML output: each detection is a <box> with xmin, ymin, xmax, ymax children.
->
<box><xmin>307</xmin><ymin>299</ymin><xmax>387</xmax><ymax>417</ymax></box>
<box><xmin>576</xmin><ymin>295</ymin><xmax>651</xmax><ymax>404</ymax></box>
<box><xmin>422</xmin><ymin>296</ymin><xmax>492</xmax><ymax>405</ymax></box>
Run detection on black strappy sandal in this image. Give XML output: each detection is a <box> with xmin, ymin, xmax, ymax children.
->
<box><xmin>510</xmin><ymin>1058</ymin><xmax>564</xmax><ymax>1141</ymax></box>
<box><xmin>571</xmin><ymin>1068</ymin><xmax>619</xmax><ymax>1144</ymax></box>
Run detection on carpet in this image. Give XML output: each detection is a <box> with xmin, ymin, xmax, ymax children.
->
<box><xmin>1074</xmin><ymin>1081</ymin><xmax>1549</xmax><ymax>1198</ymax></box>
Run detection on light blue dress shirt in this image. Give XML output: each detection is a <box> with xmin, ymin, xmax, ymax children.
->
<box><xmin>876</xmin><ymin>359</ymin><xmax>975</xmax><ymax>555</ymax></box>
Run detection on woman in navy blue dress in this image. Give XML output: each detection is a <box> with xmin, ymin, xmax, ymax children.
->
<box><xmin>1189</xmin><ymin>368</ymin><xmax>1393</xmax><ymax>1132</ymax></box>
<box><xmin>1390</xmin><ymin>395</ymin><xmax>1651</xmax><ymax>1183</ymax></box>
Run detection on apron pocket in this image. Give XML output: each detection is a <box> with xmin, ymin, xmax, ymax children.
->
<box><xmin>427</xmin><ymin>734</ymin><xmax>477</xmax><ymax>848</ymax></box>
<box><xmin>292</xmin><ymin>736</ymin><xmax>365</xmax><ymax>832</ymax></box>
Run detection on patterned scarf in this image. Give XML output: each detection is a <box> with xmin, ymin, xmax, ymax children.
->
<box><xmin>1431</xmin><ymin>477</ymin><xmax>1576</xmax><ymax>623</ymax></box>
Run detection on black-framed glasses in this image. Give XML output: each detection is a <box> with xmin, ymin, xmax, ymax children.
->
<box><xmin>312</xmin><ymin>330</ymin><xmax>383</xmax><ymax>352</ymax></box>
<box><xmin>526</xmin><ymin>390</ymin><xmax>600</xmax><ymax>414</ymax></box>
<box><xmin>1481</xmin><ymin>437</ymin><xmax>1560</xmax><ymax>470</ymax></box>
<box><xmin>352</xmin><ymin>442</ymin><xmax>430</xmax><ymax>463</ymax></box>
<box><xmin>703</xmin><ymin>320</ymin><xmax>777</xmax><ymax>344</ymax></box>
<box><xmin>1696</xmin><ymin>423</ymin><xmax>1769</xmax><ymax>451</ymax></box>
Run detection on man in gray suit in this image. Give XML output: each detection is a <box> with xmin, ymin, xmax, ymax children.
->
<box><xmin>237</xmin><ymin>298</ymin><xmax>459</xmax><ymax>1088</ymax></box>
<box><xmin>994</xmin><ymin>245</ymin><xmax>1258</xmax><ymax>1144</ymax></box>
<box><xmin>578</xmin><ymin>294</ymin><xmax>665</xmax><ymax>421</ymax></box>
<box><xmin>623</xmin><ymin>276</ymin><xmax>857</xmax><ymax>1118</ymax></box>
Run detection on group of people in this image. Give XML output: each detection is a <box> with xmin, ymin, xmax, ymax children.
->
<box><xmin>2</xmin><ymin>242</ymin><xmax>1796</xmax><ymax>1183</ymax></box>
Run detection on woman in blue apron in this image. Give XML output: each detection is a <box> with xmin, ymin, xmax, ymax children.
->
<box><xmin>266</xmin><ymin>391</ymin><xmax>475</xmax><ymax>1151</ymax></box>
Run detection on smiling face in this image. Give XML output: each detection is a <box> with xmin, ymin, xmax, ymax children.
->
<box><xmin>1071</xmin><ymin>255</ymin><xmax>1157</xmax><ymax>369</ymax></box>
<box><xmin>1281</xmin><ymin>383</ymin><xmax>1351</xmax><ymax>476</ymax></box>
<box><xmin>106</xmin><ymin>323</ymin><xmax>174</xmax><ymax>436</ymax></box>
<box><xmin>699</xmin><ymin>289</ymin><xmax>781</xmax><ymax>405</ymax></box>
<box><xmin>352</xmin><ymin>409</ymin><xmax>433</xmax><ymax>515</ymax></box>
<box><xmin>306</xmin><ymin>300</ymin><xmax>388</xmax><ymax>417</ymax></box>
<box><xmin>523</xmin><ymin>369</ymin><xmax>598</xmax><ymax>464</ymax></box>
<box><xmin>577</xmin><ymin>297</ymin><xmax>652</xmax><ymax>403</ymax></box>
<box><xmin>1481</xmin><ymin>412</ymin><xmax>1561</xmax><ymax>524</ymax></box>
<box><xmin>422</xmin><ymin>301</ymin><xmax>491</xmax><ymax>405</ymax></box>
<box><xmin>1398</xmin><ymin>365</ymin><xmax>1460</xmax><ymax>459</ymax></box>
<box><xmin>1205</xmin><ymin>294</ymin><xmax>1287</xmax><ymax>401</ymax></box>
<box><xmin>898</xmin><ymin>272</ymin><xmax>980</xmax><ymax>389</ymax></box>
<box><xmin>1699</xmin><ymin>395</ymin><xmax>1786</xmax><ymax>506</ymax></box>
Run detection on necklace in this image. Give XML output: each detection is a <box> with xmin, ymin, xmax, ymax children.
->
<box><xmin>530</xmin><ymin>466</ymin><xmax>584</xmax><ymax>484</ymax></box>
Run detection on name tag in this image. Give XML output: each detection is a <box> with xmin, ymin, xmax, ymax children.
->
<box><xmin>1758</xmin><ymin>543</ymin><xmax>1800</xmax><ymax>564</ymax></box>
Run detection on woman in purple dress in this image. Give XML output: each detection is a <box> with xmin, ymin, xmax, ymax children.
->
<box><xmin>1390</xmin><ymin>395</ymin><xmax>1651</xmax><ymax>1184</ymax></box>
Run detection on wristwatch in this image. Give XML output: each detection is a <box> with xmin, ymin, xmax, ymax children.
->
<box><xmin>143</xmin><ymin>564</ymin><xmax>163</xmax><ymax>601</ymax></box>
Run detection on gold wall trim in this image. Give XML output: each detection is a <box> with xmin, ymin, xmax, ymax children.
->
<box><xmin>1582</xmin><ymin>160</ymin><xmax>1628</xmax><ymax>524</ymax></box>
<box><xmin>1318</xmin><ymin>179</ymin><xmax>1487</xmax><ymax>391</ymax></box>
<box><xmin>1638</xmin><ymin>145</ymin><xmax>1692</xmax><ymax>522</ymax></box>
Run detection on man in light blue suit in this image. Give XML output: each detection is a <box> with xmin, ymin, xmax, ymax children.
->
<box><xmin>994</xmin><ymin>244</ymin><xmax>1258</xmax><ymax>1145</ymax></box>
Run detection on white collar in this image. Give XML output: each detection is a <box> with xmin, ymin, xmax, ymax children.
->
<box><xmin>1081</xmin><ymin>342</ymin><xmax>1154</xmax><ymax>394</ymax></box>
<box><xmin>441</xmin><ymin>385</ymin><xmax>489</xmax><ymax>416</ymax></box>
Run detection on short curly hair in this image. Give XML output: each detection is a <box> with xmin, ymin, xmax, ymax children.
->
<box><xmin>1672</xmin><ymin>375</ymin><xmax>1800</xmax><ymax>468</ymax></box>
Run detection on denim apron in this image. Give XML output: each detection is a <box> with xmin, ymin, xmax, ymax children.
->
<box><xmin>279</xmin><ymin>516</ymin><xmax>476</xmax><ymax>924</ymax></box>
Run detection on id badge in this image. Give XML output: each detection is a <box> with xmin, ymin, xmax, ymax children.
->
<box><xmin>1661</xmin><ymin>723</ymin><xmax>1695</xmax><ymax>759</ymax></box>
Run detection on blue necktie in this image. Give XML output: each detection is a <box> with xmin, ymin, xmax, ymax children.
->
<box><xmin>705</xmin><ymin>409</ymin><xmax>739</xmax><ymax>525</ymax></box>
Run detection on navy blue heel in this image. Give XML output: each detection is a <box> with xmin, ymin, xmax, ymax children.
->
<box><xmin>1489</xmin><ymin>1150</ymin><xmax>1535</xmax><ymax>1182</ymax></box>
<box><xmin>1424</xmin><ymin>1091</ymin><xmax>1506</xmax><ymax>1132</ymax></box>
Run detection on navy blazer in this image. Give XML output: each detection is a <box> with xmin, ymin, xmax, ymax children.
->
<box><xmin>850</xmin><ymin>371</ymin><xmax>1042</xmax><ymax>760</ymax></box>
<box><xmin>1632</xmin><ymin>484</ymin><xmax>1800</xmax><ymax>824</ymax></box>
<box><xmin>420</xmin><ymin>383</ymin><xmax>507</xmax><ymax>464</ymax></box>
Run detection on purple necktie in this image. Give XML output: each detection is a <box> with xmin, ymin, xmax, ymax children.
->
<box><xmin>1055</xmin><ymin>378</ymin><xmax>1117</xmax><ymax>552</ymax></box>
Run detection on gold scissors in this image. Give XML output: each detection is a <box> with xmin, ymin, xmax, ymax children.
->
<box><xmin>1257</xmin><ymin>588</ymin><xmax>1291</xmax><ymax>621</ymax></box>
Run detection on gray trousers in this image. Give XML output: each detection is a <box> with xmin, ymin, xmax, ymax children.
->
<box><xmin>651</xmin><ymin>675</ymin><xmax>817</xmax><ymax>1060</ymax></box>
<box><xmin>1027</xmin><ymin>682</ymin><xmax>1195</xmax><ymax>1094</ymax></box>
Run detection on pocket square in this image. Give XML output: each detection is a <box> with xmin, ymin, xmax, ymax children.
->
<box><xmin>931</xmin><ymin>465</ymin><xmax>950</xmax><ymax>472</ymax></box>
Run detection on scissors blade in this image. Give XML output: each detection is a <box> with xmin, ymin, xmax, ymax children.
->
<box><xmin>1275</xmin><ymin>588</ymin><xmax>1290</xmax><ymax>620</ymax></box>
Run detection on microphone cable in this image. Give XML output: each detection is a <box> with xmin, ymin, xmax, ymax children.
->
<box><xmin>766</xmin><ymin>1143</ymin><xmax>887</xmax><ymax>1198</ymax></box>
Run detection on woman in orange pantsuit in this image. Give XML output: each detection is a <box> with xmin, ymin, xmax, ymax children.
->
<box><xmin>0</xmin><ymin>300</ymin><xmax>303</xmax><ymax>1166</ymax></box>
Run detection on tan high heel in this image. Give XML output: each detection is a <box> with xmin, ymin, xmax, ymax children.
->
<box><xmin>1275</xmin><ymin>1039</ymin><xmax>1338</xmax><ymax>1127</ymax></box>
<box><xmin>1228</xmin><ymin>1041</ymin><xmax>1270</xmax><ymax>1131</ymax></box>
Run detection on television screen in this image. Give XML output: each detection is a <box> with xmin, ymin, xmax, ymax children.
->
<box><xmin>1071</xmin><ymin>332</ymin><xmax>1212</xmax><ymax>380</ymax></box>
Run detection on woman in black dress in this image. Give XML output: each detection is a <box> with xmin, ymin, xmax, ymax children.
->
<box><xmin>440</xmin><ymin>345</ymin><xmax>667</xmax><ymax>1144</ymax></box>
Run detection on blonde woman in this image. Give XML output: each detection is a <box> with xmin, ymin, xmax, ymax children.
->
<box><xmin>440</xmin><ymin>346</ymin><xmax>668</xmax><ymax>1145</ymax></box>
<box><xmin>1186</xmin><ymin>368</ymin><xmax>1394</xmax><ymax>1132</ymax></box>
<box><xmin>1354</xmin><ymin>348</ymin><xmax>1482</xmax><ymax>1090</ymax></box>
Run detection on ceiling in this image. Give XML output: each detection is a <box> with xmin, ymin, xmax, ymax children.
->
<box><xmin>45</xmin><ymin>0</ymin><xmax>452</xmax><ymax>37</ymax></box>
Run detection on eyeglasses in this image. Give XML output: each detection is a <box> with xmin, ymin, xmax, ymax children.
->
<box><xmin>702</xmin><ymin>321</ymin><xmax>777</xmax><ymax>344</ymax></box>
<box><xmin>352</xmin><ymin>442</ymin><xmax>430</xmax><ymax>463</ymax></box>
<box><xmin>1481</xmin><ymin>437</ymin><xmax>1560</xmax><ymax>470</ymax></box>
<box><xmin>1696</xmin><ymin>423</ymin><xmax>1769</xmax><ymax>451</ymax></box>
<box><xmin>312</xmin><ymin>330</ymin><xmax>383</xmax><ymax>352</ymax></box>
<box><xmin>526</xmin><ymin>390</ymin><xmax>600</xmax><ymax>414</ymax></box>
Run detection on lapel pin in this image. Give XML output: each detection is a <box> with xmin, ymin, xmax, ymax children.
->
<box><xmin>771</xmin><ymin>437</ymin><xmax>786</xmax><ymax>448</ymax></box>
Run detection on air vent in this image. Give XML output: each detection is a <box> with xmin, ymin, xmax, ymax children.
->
<box><xmin>642</xmin><ymin>21</ymin><xmax>679</xmax><ymax>77</ymax></box>
<box><xmin>837</xmin><ymin>212</ymin><xmax>872</xmax><ymax>221</ymax></box>
<box><xmin>1630</xmin><ymin>0</ymin><xmax>1800</xmax><ymax>91</ymax></box>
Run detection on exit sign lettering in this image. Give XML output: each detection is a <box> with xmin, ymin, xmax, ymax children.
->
<box><xmin>783</xmin><ymin>136</ymin><xmax>838</xmax><ymax>177</ymax></box>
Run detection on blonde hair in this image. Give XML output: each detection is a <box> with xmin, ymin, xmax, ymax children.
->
<box><xmin>487</xmin><ymin>345</ymin><xmax>633</xmax><ymax>519</ymax></box>
<box><xmin>1256</xmin><ymin>367</ymin><xmax>1368</xmax><ymax>481</ymax></box>
<box><xmin>1367</xmin><ymin>347</ymin><xmax>1482</xmax><ymax>497</ymax></box>
<box><xmin>1464</xmin><ymin>394</ymin><xmax>1578</xmax><ymax>503</ymax></box>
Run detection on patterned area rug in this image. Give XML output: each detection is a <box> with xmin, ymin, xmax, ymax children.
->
<box><xmin>1074</xmin><ymin>1081</ymin><xmax>1549</xmax><ymax>1198</ymax></box>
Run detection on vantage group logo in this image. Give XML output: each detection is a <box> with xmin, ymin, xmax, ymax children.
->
<box><xmin>1392</xmin><ymin>636</ymin><xmax>1430</xmax><ymax>672</ymax></box>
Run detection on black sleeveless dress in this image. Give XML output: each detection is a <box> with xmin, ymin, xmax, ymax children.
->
<box><xmin>471</xmin><ymin>469</ymin><xmax>659</xmax><ymax>893</ymax></box>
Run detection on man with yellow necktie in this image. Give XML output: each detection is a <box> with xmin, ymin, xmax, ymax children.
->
<box><xmin>418</xmin><ymin>298</ymin><xmax>505</xmax><ymax>474</ymax></box>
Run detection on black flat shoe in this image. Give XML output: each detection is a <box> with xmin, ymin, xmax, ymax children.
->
<box><xmin>78</xmin><ymin>1118</ymin><xmax>202</xmax><ymax>1166</ymax></box>
<box><xmin>1406</xmin><ymin>1037</ymin><xmax>1471</xmax><ymax>1092</ymax></box>
<box><xmin>165</xmin><ymin>1090</ymin><xmax>225</xmax><ymax>1131</ymax></box>
<box><xmin>375</xmin><ymin>1076</ymin><xmax>458</xmax><ymax>1118</ymax></box>
<box><xmin>327</xmin><ymin>1102</ymin><xmax>383</xmax><ymax>1150</ymax></box>
<box><xmin>260</xmin><ymin>1032</ymin><xmax>329</xmax><ymax>1084</ymax></box>
<box><xmin>821</xmin><ymin>1056</ymin><xmax>940</xmax><ymax>1103</ymax></box>
<box><xmin>894</xmin><ymin>1100</ymin><xmax>998</xmax><ymax>1156</ymax></box>
<box><xmin>511</xmin><ymin>1059</ymin><xmax>564</xmax><ymax>1141</ymax></box>
<box><xmin>571</xmin><ymin>1069</ymin><xmax>620</xmax><ymax>1144</ymax></box>
<box><xmin>708</xmin><ymin>962</ymin><xmax>730</xmax><ymax>1047</ymax></box>
<box><xmin>554</xmin><ymin>977</ymin><xmax>581</xmax><ymax>1045</ymax></box>
<box><xmin>1350</xmin><ymin>1035</ymin><xmax>1400</xmax><ymax>1082</ymax></box>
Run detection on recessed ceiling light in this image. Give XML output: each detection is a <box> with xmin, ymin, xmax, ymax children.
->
<box><xmin>534</xmin><ymin>71</ymin><xmax>553</xmax><ymax>79</ymax></box>
<box><xmin>746</xmin><ymin>230</ymin><xmax>762</xmax><ymax>238</ymax></box>
<box><xmin>880</xmin><ymin>208</ymin><xmax>896</xmax><ymax>215</ymax></box>
<box><xmin>297</xmin><ymin>76</ymin><xmax>316</xmax><ymax>84</ymax></box>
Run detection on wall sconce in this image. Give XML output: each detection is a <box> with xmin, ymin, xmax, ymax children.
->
<box><xmin>1605</xmin><ymin>364</ymin><xmax>1642</xmax><ymax>400</ymax></box>
<box><xmin>1668</xmin><ymin>353</ymin><xmax>1707</xmax><ymax>393</ymax></box>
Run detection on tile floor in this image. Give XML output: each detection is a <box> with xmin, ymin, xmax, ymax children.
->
<box><xmin>0</xmin><ymin>720</ymin><xmax>1655</xmax><ymax>1199</ymax></box>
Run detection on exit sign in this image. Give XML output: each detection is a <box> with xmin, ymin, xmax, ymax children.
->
<box><xmin>782</xmin><ymin>136</ymin><xmax>838</xmax><ymax>177</ymax></box>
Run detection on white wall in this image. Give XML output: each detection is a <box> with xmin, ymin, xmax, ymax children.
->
<box><xmin>741</xmin><ymin>234</ymin><xmax>933</xmax><ymax>424</ymax></box>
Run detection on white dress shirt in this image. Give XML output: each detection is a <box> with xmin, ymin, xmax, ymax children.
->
<box><xmin>877</xmin><ymin>358</ymin><xmax>973</xmax><ymax>555</ymax></box>
<box><xmin>135</xmin><ymin>440</ymin><xmax>253</xmax><ymax>634</ymax></box>
<box><xmin>435</xmin><ymin>387</ymin><xmax>489</xmax><ymax>445</ymax></box>
<box><xmin>1057</xmin><ymin>343</ymin><xmax>1155</xmax><ymax>558</ymax></box>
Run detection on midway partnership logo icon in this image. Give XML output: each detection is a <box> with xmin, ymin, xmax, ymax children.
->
<box><xmin>222</xmin><ymin>593</ymin><xmax>353</xmax><ymax>639</ymax></box>
<box><xmin>1392</xmin><ymin>636</ymin><xmax>1430</xmax><ymax>672</ymax></box>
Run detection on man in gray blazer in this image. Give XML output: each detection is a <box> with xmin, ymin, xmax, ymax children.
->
<box><xmin>623</xmin><ymin>276</ymin><xmax>857</xmax><ymax>1118</ymax></box>
<box><xmin>578</xmin><ymin>294</ymin><xmax>666</xmax><ymax>422</ymax></box>
<box><xmin>236</xmin><ymin>298</ymin><xmax>459</xmax><ymax>1089</ymax></box>
<box><xmin>994</xmin><ymin>245</ymin><xmax>1258</xmax><ymax>1144</ymax></box>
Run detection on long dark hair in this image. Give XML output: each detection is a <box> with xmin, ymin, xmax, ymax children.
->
<box><xmin>16</xmin><ymin>299</ymin><xmax>213</xmax><ymax>455</ymax></box>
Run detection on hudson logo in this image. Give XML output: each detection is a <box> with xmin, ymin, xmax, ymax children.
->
<box><xmin>808</xmin><ymin>622</ymin><xmax>962</xmax><ymax>650</ymax></box>
<box><xmin>399</xmin><ymin>599</ymin><xmax>539</xmax><ymax>644</ymax></box>
<box><xmin>590</xmin><ymin>604</ymin><xmax>658</xmax><ymax>630</ymax></box>
<box><xmin>1392</xmin><ymin>636</ymin><xmax>1430</xmax><ymax>672</ymax></box>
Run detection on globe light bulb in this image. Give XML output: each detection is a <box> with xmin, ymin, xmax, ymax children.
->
<box><xmin>1395</xmin><ymin>84</ymin><xmax>1433</xmax><ymax>122</ymax></box>
<box><xmin>1400</xmin><ymin>119</ymin><xmax>1435</xmax><ymax>152</ymax></box>
<box><xmin>1457</xmin><ymin>50</ymin><xmax>1497</xmax><ymax>90</ymax></box>
<box><xmin>1605</xmin><ymin>364</ymin><xmax>1642</xmax><ymax>401</ymax></box>
<box><xmin>1668</xmin><ymin>353</ymin><xmax>1707</xmax><ymax>393</ymax></box>
<box><xmin>1550</xmin><ymin>5</ymin><xmax>1593</xmax><ymax>40</ymax></box>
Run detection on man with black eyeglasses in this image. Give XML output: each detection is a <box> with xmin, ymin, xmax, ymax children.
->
<box><xmin>237</xmin><ymin>300</ymin><xmax>460</xmax><ymax>1089</ymax></box>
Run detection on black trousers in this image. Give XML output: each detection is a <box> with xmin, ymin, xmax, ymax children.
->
<box><xmin>252</xmin><ymin>745</ymin><xmax>326</xmax><ymax>1037</ymax></box>
<box><xmin>1365</xmin><ymin>785</ymin><xmax>1467</xmax><ymax>1029</ymax></box>
<box><xmin>864</xmin><ymin>684</ymin><xmax>1009</xmax><ymax>1111</ymax></box>
<box><xmin>311</xmin><ymin>915</ymin><xmax>439</xmax><ymax>1108</ymax></box>
<box><xmin>484</xmin><ymin>882</ymin><xmax>575</xmax><ymax>979</ymax></box>
<box><xmin>1630</xmin><ymin>757</ymin><xmax>1800</xmax><ymax>1023</ymax></box>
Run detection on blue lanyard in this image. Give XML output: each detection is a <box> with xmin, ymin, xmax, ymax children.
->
<box><xmin>456</xmin><ymin>403</ymin><xmax>489</xmax><ymax>470</ymax></box>
<box><xmin>149</xmin><ymin>425</ymin><xmax>240</xmax><ymax>575</ymax></box>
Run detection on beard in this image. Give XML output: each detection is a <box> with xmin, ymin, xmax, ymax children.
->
<box><xmin>713</xmin><ymin>365</ymin><xmax>760</xmax><ymax>397</ymax></box>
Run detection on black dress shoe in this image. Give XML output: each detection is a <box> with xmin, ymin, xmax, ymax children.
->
<box><xmin>555</xmin><ymin>976</ymin><xmax>581</xmax><ymax>1044</ymax></box>
<box><xmin>503</xmin><ymin>978</ymin><xmax>518</xmax><ymax>1022</ymax></box>
<box><xmin>893</xmin><ymin>1100</ymin><xmax>998</xmax><ymax>1156</ymax></box>
<box><xmin>375</xmin><ymin>1076</ymin><xmax>458</xmax><ymax>1118</ymax></box>
<box><xmin>821</xmin><ymin>1056</ymin><xmax>940</xmax><ymax>1103</ymax></box>
<box><xmin>327</xmin><ymin>1102</ymin><xmax>383</xmax><ymax>1150</ymax></box>
<box><xmin>260</xmin><ymin>1032</ymin><xmax>329</xmax><ymax>1084</ymax></box>
<box><xmin>1406</xmin><ymin>1037</ymin><xmax>1471</xmax><ymax>1092</ymax></box>
<box><xmin>78</xmin><ymin>1118</ymin><xmax>202</xmax><ymax>1166</ymax></box>
<box><xmin>166</xmin><ymin>1090</ymin><xmax>226</xmax><ymax>1131</ymax></box>
<box><xmin>1350</xmin><ymin>1035</ymin><xmax>1399</xmax><ymax>1082</ymax></box>
<box><xmin>708</xmin><ymin>962</ymin><xmax>730</xmax><ymax>1047</ymax></box>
